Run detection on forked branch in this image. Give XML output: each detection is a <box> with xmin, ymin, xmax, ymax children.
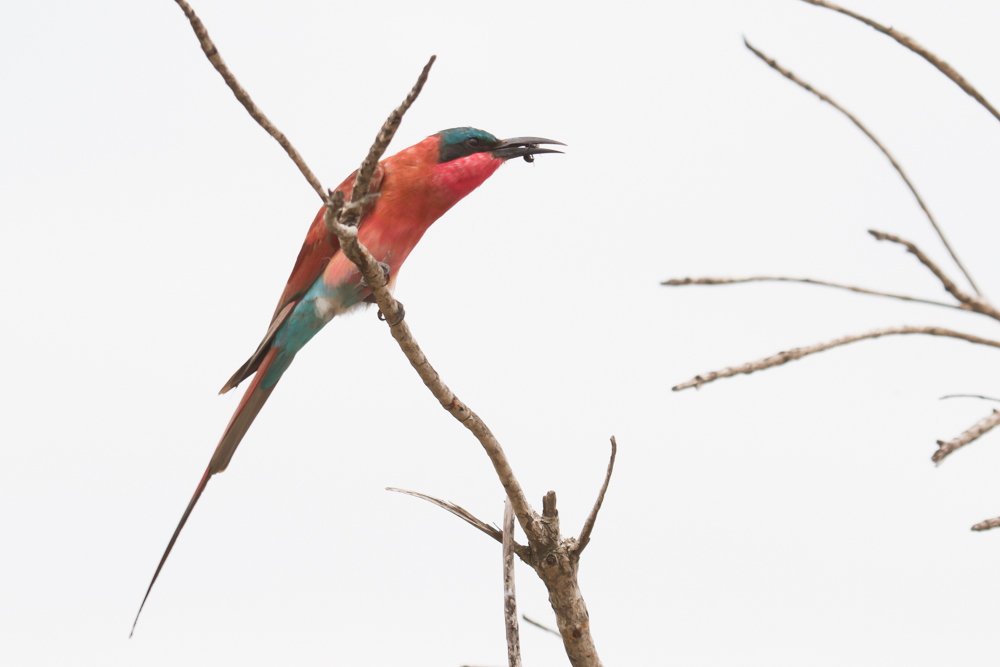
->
<box><xmin>868</xmin><ymin>231</ymin><xmax>1000</xmax><ymax>320</ymax></box>
<box><xmin>743</xmin><ymin>37</ymin><xmax>980</xmax><ymax>295</ymax></box>
<box><xmin>673</xmin><ymin>326</ymin><xmax>1000</xmax><ymax>391</ymax></box>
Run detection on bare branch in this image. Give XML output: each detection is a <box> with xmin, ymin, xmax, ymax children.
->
<box><xmin>662</xmin><ymin>276</ymin><xmax>966</xmax><ymax>312</ymax></box>
<box><xmin>172</xmin><ymin>0</ymin><xmax>327</xmax><ymax>201</ymax></box>
<box><xmin>868</xmin><ymin>231</ymin><xmax>1000</xmax><ymax>319</ymax></box>
<box><xmin>503</xmin><ymin>499</ymin><xmax>522</xmax><ymax>667</ymax></box>
<box><xmin>575</xmin><ymin>437</ymin><xmax>617</xmax><ymax>556</ymax></box>
<box><xmin>673</xmin><ymin>326</ymin><xmax>1000</xmax><ymax>391</ymax></box>
<box><xmin>345</xmin><ymin>256</ymin><xmax>537</xmax><ymax>531</ymax></box>
<box><xmin>972</xmin><ymin>517</ymin><xmax>1000</xmax><ymax>532</ymax></box>
<box><xmin>345</xmin><ymin>55</ymin><xmax>435</xmax><ymax>224</ymax></box>
<box><xmin>744</xmin><ymin>37</ymin><xmax>982</xmax><ymax>296</ymax></box>
<box><xmin>310</xmin><ymin>70</ymin><xmax>538</xmax><ymax>540</ymax></box>
<box><xmin>175</xmin><ymin>4</ymin><xmax>601</xmax><ymax>660</ymax></box>
<box><xmin>940</xmin><ymin>394</ymin><xmax>1000</xmax><ymax>404</ymax></box>
<box><xmin>800</xmin><ymin>0</ymin><xmax>1000</xmax><ymax>127</ymax></box>
<box><xmin>386</xmin><ymin>488</ymin><xmax>530</xmax><ymax>562</ymax></box>
<box><xmin>932</xmin><ymin>410</ymin><xmax>1000</xmax><ymax>465</ymax></box>
<box><xmin>523</xmin><ymin>614</ymin><xmax>561</xmax><ymax>637</ymax></box>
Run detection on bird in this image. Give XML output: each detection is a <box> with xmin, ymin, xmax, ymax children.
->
<box><xmin>131</xmin><ymin>127</ymin><xmax>563</xmax><ymax>635</ymax></box>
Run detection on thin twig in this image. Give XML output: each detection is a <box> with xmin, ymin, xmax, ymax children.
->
<box><xmin>522</xmin><ymin>614</ymin><xmax>561</xmax><ymax>637</ymax></box>
<box><xmin>744</xmin><ymin>37</ymin><xmax>982</xmax><ymax>296</ymax></box>
<box><xmin>868</xmin><ymin>231</ymin><xmax>999</xmax><ymax>319</ymax></box>
<box><xmin>173</xmin><ymin>0</ymin><xmax>326</xmax><ymax>201</ymax></box>
<box><xmin>673</xmin><ymin>326</ymin><xmax>1000</xmax><ymax>391</ymax></box>
<box><xmin>662</xmin><ymin>276</ymin><xmax>966</xmax><ymax>312</ymax></box>
<box><xmin>339</xmin><ymin>242</ymin><xmax>538</xmax><ymax>532</ymax></box>
<box><xmin>972</xmin><ymin>517</ymin><xmax>1000</xmax><ymax>532</ymax></box>
<box><xmin>932</xmin><ymin>409</ymin><xmax>1000</xmax><ymax>465</ymax></box>
<box><xmin>345</xmin><ymin>55</ymin><xmax>436</xmax><ymax>225</ymax></box>
<box><xmin>800</xmin><ymin>0</ymin><xmax>1000</xmax><ymax>128</ymax></box>
<box><xmin>324</xmin><ymin>55</ymin><xmax>435</xmax><ymax>236</ymax></box>
<box><xmin>575</xmin><ymin>437</ymin><xmax>617</xmax><ymax>556</ymax></box>
<box><xmin>940</xmin><ymin>394</ymin><xmax>1000</xmax><ymax>404</ymax></box>
<box><xmin>386</xmin><ymin>487</ymin><xmax>530</xmax><ymax>561</ymax></box>
<box><xmin>503</xmin><ymin>499</ymin><xmax>522</xmax><ymax>667</ymax></box>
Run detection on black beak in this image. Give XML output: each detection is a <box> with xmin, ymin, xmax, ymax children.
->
<box><xmin>492</xmin><ymin>136</ymin><xmax>565</xmax><ymax>162</ymax></box>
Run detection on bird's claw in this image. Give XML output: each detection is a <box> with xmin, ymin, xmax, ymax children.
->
<box><xmin>377</xmin><ymin>301</ymin><xmax>405</xmax><ymax>326</ymax></box>
<box><xmin>359</xmin><ymin>262</ymin><xmax>392</xmax><ymax>289</ymax></box>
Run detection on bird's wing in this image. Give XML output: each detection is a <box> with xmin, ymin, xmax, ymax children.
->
<box><xmin>221</xmin><ymin>165</ymin><xmax>384</xmax><ymax>394</ymax></box>
<box><xmin>219</xmin><ymin>300</ymin><xmax>295</xmax><ymax>394</ymax></box>
<box><xmin>270</xmin><ymin>164</ymin><xmax>385</xmax><ymax>321</ymax></box>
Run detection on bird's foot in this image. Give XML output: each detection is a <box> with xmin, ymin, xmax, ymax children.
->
<box><xmin>359</xmin><ymin>261</ymin><xmax>392</xmax><ymax>289</ymax></box>
<box><xmin>378</xmin><ymin>300</ymin><xmax>405</xmax><ymax>326</ymax></box>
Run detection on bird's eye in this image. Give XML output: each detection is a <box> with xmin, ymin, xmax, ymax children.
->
<box><xmin>466</xmin><ymin>137</ymin><xmax>480</xmax><ymax>147</ymax></box>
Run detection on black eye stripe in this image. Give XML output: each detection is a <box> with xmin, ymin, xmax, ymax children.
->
<box><xmin>439</xmin><ymin>135</ymin><xmax>497</xmax><ymax>163</ymax></box>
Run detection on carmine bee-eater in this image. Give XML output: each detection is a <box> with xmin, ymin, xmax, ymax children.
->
<box><xmin>132</xmin><ymin>127</ymin><xmax>563</xmax><ymax>634</ymax></box>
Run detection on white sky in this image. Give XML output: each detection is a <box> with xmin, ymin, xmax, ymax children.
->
<box><xmin>4</xmin><ymin>1</ymin><xmax>1000</xmax><ymax>665</ymax></box>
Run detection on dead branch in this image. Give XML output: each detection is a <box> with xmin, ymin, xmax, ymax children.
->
<box><xmin>575</xmin><ymin>437</ymin><xmax>616</xmax><ymax>555</ymax></box>
<box><xmin>662</xmin><ymin>276</ymin><xmax>965</xmax><ymax>311</ymax></box>
<box><xmin>744</xmin><ymin>37</ymin><xmax>980</xmax><ymax>295</ymax></box>
<box><xmin>528</xmin><ymin>490</ymin><xmax>602</xmax><ymax>667</ymax></box>
<box><xmin>523</xmin><ymin>614</ymin><xmax>560</xmax><ymax>637</ymax></box>
<box><xmin>800</xmin><ymin>0</ymin><xmax>1000</xmax><ymax>129</ymax></box>
<box><xmin>386</xmin><ymin>487</ymin><xmax>530</xmax><ymax>562</ymax></box>
<box><xmin>932</xmin><ymin>410</ymin><xmax>1000</xmax><ymax>465</ymax></box>
<box><xmin>312</xmin><ymin>72</ymin><xmax>611</xmax><ymax>666</ymax></box>
<box><xmin>317</xmin><ymin>56</ymin><xmax>605</xmax><ymax>667</ymax></box>
<box><xmin>940</xmin><ymin>395</ymin><xmax>1000</xmax><ymax>404</ymax></box>
<box><xmin>389</xmin><ymin>486</ymin><xmax>603</xmax><ymax>666</ymax></box>
<box><xmin>972</xmin><ymin>517</ymin><xmax>1000</xmax><ymax>532</ymax></box>
<box><xmin>344</xmin><ymin>57</ymin><xmax>435</xmax><ymax>225</ymax></box>
<box><xmin>503</xmin><ymin>499</ymin><xmax>522</xmax><ymax>667</ymax></box>
<box><xmin>173</xmin><ymin>0</ymin><xmax>326</xmax><ymax>201</ymax></box>
<box><xmin>316</xmin><ymin>81</ymin><xmax>538</xmax><ymax>543</ymax></box>
<box><xmin>868</xmin><ymin>231</ymin><xmax>1000</xmax><ymax>320</ymax></box>
<box><xmin>175</xmin><ymin>3</ymin><xmax>605</xmax><ymax>664</ymax></box>
<box><xmin>673</xmin><ymin>326</ymin><xmax>1000</xmax><ymax>391</ymax></box>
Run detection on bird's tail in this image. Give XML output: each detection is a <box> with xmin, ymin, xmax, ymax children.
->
<box><xmin>131</xmin><ymin>346</ymin><xmax>282</xmax><ymax>637</ymax></box>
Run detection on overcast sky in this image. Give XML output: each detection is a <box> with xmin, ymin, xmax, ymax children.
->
<box><xmin>4</xmin><ymin>1</ymin><xmax>1000</xmax><ymax>665</ymax></box>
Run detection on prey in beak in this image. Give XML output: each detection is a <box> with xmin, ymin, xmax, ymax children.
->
<box><xmin>491</xmin><ymin>136</ymin><xmax>566</xmax><ymax>163</ymax></box>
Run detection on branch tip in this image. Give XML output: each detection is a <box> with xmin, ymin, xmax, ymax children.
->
<box><xmin>800</xmin><ymin>0</ymin><xmax>1000</xmax><ymax>129</ymax></box>
<box><xmin>575</xmin><ymin>437</ymin><xmax>617</xmax><ymax>556</ymax></box>
<box><xmin>673</xmin><ymin>326</ymin><xmax>1000</xmax><ymax>391</ymax></box>
<box><xmin>940</xmin><ymin>394</ymin><xmax>1000</xmax><ymax>404</ymax></box>
<box><xmin>972</xmin><ymin>517</ymin><xmax>1000</xmax><ymax>532</ymax></box>
<box><xmin>662</xmin><ymin>275</ymin><xmax>966</xmax><ymax>312</ymax></box>
<box><xmin>931</xmin><ymin>410</ymin><xmax>1000</xmax><ymax>465</ymax></box>
<box><xmin>747</xmin><ymin>33</ymin><xmax>981</xmax><ymax>296</ymax></box>
<box><xmin>523</xmin><ymin>614</ymin><xmax>561</xmax><ymax>637</ymax></box>
<box><xmin>542</xmin><ymin>491</ymin><xmax>558</xmax><ymax>519</ymax></box>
